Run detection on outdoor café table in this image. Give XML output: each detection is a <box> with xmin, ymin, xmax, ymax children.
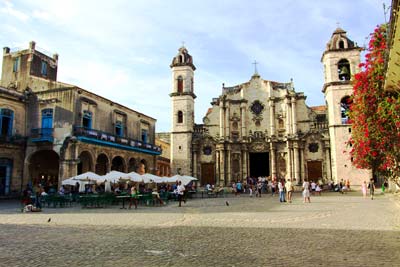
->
<box><xmin>116</xmin><ymin>195</ymin><xmax>130</xmax><ymax>209</ymax></box>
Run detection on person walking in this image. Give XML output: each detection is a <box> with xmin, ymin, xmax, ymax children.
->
<box><xmin>177</xmin><ymin>181</ymin><xmax>186</xmax><ymax>207</ymax></box>
<box><xmin>285</xmin><ymin>179</ymin><xmax>294</xmax><ymax>203</ymax></box>
<box><xmin>368</xmin><ymin>178</ymin><xmax>375</xmax><ymax>200</ymax></box>
<box><xmin>302</xmin><ymin>179</ymin><xmax>311</xmax><ymax>203</ymax></box>
<box><xmin>361</xmin><ymin>181</ymin><xmax>367</xmax><ymax>198</ymax></box>
<box><xmin>278</xmin><ymin>179</ymin><xmax>285</xmax><ymax>202</ymax></box>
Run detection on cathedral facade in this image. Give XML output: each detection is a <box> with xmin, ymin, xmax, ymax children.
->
<box><xmin>170</xmin><ymin>28</ymin><xmax>371</xmax><ymax>186</ymax></box>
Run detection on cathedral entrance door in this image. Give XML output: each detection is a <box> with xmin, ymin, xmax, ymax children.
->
<box><xmin>201</xmin><ymin>163</ymin><xmax>215</xmax><ymax>185</ymax></box>
<box><xmin>307</xmin><ymin>161</ymin><xmax>322</xmax><ymax>181</ymax></box>
<box><xmin>249</xmin><ymin>152</ymin><xmax>269</xmax><ymax>178</ymax></box>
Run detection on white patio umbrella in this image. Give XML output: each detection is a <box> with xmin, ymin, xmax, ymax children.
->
<box><xmin>168</xmin><ymin>174</ymin><xmax>198</xmax><ymax>186</ymax></box>
<box><xmin>141</xmin><ymin>173</ymin><xmax>165</xmax><ymax>184</ymax></box>
<box><xmin>71</xmin><ymin>171</ymin><xmax>103</xmax><ymax>182</ymax></box>
<box><xmin>127</xmin><ymin>171</ymin><xmax>144</xmax><ymax>183</ymax></box>
<box><xmin>61</xmin><ymin>178</ymin><xmax>78</xmax><ymax>186</ymax></box>
<box><xmin>102</xmin><ymin>170</ymin><xmax>130</xmax><ymax>183</ymax></box>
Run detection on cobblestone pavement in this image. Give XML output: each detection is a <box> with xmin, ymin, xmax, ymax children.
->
<box><xmin>0</xmin><ymin>192</ymin><xmax>399</xmax><ymax>267</ymax></box>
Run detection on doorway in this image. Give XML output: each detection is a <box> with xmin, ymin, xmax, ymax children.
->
<box><xmin>201</xmin><ymin>163</ymin><xmax>215</xmax><ymax>185</ymax></box>
<box><xmin>307</xmin><ymin>161</ymin><xmax>322</xmax><ymax>181</ymax></box>
<box><xmin>249</xmin><ymin>152</ymin><xmax>269</xmax><ymax>178</ymax></box>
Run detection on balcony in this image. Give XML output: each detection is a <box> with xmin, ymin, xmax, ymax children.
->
<box><xmin>73</xmin><ymin>126</ymin><xmax>162</xmax><ymax>155</ymax></box>
<box><xmin>0</xmin><ymin>134</ymin><xmax>26</xmax><ymax>145</ymax></box>
<box><xmin>30</xmin><ymin>128</ymin><xmax>54</xmax><ymax>143</ymax></box>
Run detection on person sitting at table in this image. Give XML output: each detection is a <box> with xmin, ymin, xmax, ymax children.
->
<box><xmin>129</xmin><ymin>186</ymin><xmax>139</xmax><ymax>209</ymax></box>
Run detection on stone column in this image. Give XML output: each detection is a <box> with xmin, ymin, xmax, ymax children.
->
<box><xmin>215</xmin><ymin>150</ymin><xmax>220</xmax><ymax>185</ymax></box>
<box><xmin>286</xmin><ymin>97</ymin><xmax>291</xmax><ymax>135</ymax></box>
<box><xmin>293</xmin><ymin>143</ymin><xmax>300</xmax><ymax>182</ymax></box>
<box><xmin>325</xmin><ymin>146</ymin><xmax>332</xmax><ymax>181</ymax></box>
<box><xmin>242</xmin><ymin>145</ymin><xmax>248</xmax><ymax>179</ymax></box>
<box><xmin>220</xmin><ymin>149</ymin><xmax>225</xmax><ymax>186</ymax></box>
<box><xmin>300</xmin><ymin>147</ymin><xmax>305</xmax><ymax>184</ymax></box>
<box><xmin>270</xmin><ymin>142</ymin><xmax>277</xmax><ymax>178</ymax></box>
<box><xmin>291</xmin><ymin>97</ymin><xmax>297</xmax><ymax>135</ymax></box>
<box><xmin>226</xmin><ymin>146</ymin><xmax>231</xmax><ymax>184</ymax></box>
<box><xmin>269</xmin><ymin>98</ymin><xmax>275</xmax><ymax>136</ymax></box>
<box><xmin>240</xmin><ymin>102</ymin><xmax>246</xmax><ymax>139</ymax></box>
<box><xmin>286</xmin><ymin>141</ymin><xmax>292</xmax><ymax>179</ymax></box>
<box><xmin>225</xmin><ymin>101</ymin><xmax>230</xmax><ymax>140</ymax></box>
<box><xmin>192</xmin><ymin>149</ymin><xmax>198</xmax><ymax>178</ymax></box>
<box><xmin>219</xmin><ymin>102</ymin><xmax>224</xmax><ymax>139</ymax></box>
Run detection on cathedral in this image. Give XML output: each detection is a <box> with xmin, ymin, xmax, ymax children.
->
<box><xmin>169</xmin><ymin>28</ymin><xmax>372</xmax><ymax>186</ymax></box>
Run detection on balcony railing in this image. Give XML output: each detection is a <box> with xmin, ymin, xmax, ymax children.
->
<box><xmin>73</xmin><ymin>126</ymin><xmax>162</xmax><ymax>155</ymax></box>
<box><xmin>0</xmin><ymin>134</ymin><xmax>26</xmax><ymax>145</ymax></box>
<box><xmin>30</xmin><ymin>128</ymin><xmax>54</xmax><ymax>143</ymax></box>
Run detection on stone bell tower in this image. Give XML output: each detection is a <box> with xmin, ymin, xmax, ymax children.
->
<box><xmin>170</xmin><ymin>46</ymin><xmax>196</xmax><ymax>175</ymax></box>
<box><xmin>322</xmin><ymin>27</ymin><xmax>371</xmax><ymax>185</ymax></box>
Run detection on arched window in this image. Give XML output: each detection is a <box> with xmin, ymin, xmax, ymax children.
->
<box><xmin>82</xmin><ymin>110</ymin><xmax>92</xmax><ymax>129</ymax></box>
<box><xmin>177</xmin><ymin>111</ymin><xmax>183</xmax><ymax>123</ymax></box>
<box><xmin>340</xmin><ymin>96</ymin><xmax>352</xmax><ymax>124</ymax></box>
<box><xmin>338</xmin><ymin>59</ymin><xmax>351</xmax><ymax>81</ymax></box>
<box><xmin>339</xmin><ymin>40</ymin><xmax>345</xmax><ymax>49</ymax></box>
<box><xmin>177</xmin><ymin>76</ymin><xmax>183</xmax><ymax>93</ymax></box>
<box><xmin>191</xmin><ymin>78</ymin><xmax>194</xmax><ymax>92</ymax></box>
<box><xmin>0</xmin><ymin>109</ymin><xmax>13</xmax><ymax>136</ymax></box>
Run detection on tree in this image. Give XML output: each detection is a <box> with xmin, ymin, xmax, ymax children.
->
<box><xmin>349</xmin><ymin>24</ymin><xmax>400</xmax><ymax>186</ymax></box>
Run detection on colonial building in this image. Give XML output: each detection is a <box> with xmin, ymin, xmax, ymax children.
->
<box><xmin>169</xmin><ymin>28</ymin><xmax>372</xmax><ymax>186</ymax></box>
<box><xmin>0</xmin><ymin>41</ymin><xmax>161</xmax><ymax>196</ymax></box>
<box><xmin>155</xmin><ymin>133</ymin><xmax>171</xmax><ymax>177</ymax></box>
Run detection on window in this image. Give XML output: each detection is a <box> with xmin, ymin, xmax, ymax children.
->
<box><xmin>115</xmin><ymin>121</ymin><xmax>123</xmax><ymax>137</ymax></box>
<box><xmin>13</xmin><ymin>57</ymin><xmax>19</xmax><ymax>72</ymax></box>
<box><xmin>82</xmin><ymin>111</ymin><xmax>92</xmax><ymax>129</ymax></box>
<box><xmin>141</xmin><ymin>129</ymin><xmax>148</xmax><ymax>143</ymax></box>
<box><xmin>338</xmin><ymin>59</ymin><xmax>350</xmax><ymax>81</ymax></box>
<box><xmin>177</xmin><ymin>76</ymin><xmax>183</xmax><ymax>93</ymax></box>
<box><xmin>41</xmin><ymin>109</ymin><xmax>53</xmax><ymax>129</ymax></box>
<box><xmin>340</xmin><ymin>96</ymin><xmax>352</xmax><ymax>124</ymax></box>
<box><xmin>41</xmin><ymin>61</ymin><xmax>47</xmax><ymax>76</ymax></box>
<box><xmin>177</xmin><ymin>111</ymin><xmax>183</xmax><ymax>123</ymax></box>
<box><xmin>0</xmin><ymin>109</ymin><xmax>13</xmax><ymax>136</ymax></box>
<box><xmin>339</xmin><ymin>40</ymin><xmax>345</xmax><ymax>49</ymax></box>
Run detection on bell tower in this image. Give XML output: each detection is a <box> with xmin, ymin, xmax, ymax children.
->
<box><xmin>170</xmin><ymin>46</ymin><xmax>196</xmax><ymax>175</ymax></box>
<box><xmin>322</xmin><ymin>27</ymin><xmax>371</xmax><ymax>185</ymax></box>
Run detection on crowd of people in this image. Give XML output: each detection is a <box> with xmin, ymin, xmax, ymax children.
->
<box><xmin>20</xmin><ymin>176</ymin><xmax>391</xmax><ymax>212</ymax></box>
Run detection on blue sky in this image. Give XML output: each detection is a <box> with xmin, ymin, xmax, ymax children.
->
<box><xmin>0</xmin><ymin>0</ymin><xmax>390</xmax><ymax>132</ymax></box>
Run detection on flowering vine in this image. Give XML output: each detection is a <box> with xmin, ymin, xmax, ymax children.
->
<box><xmin>349</xmin><ymin>24</ymin><xmax>400</xmax><ymax>185</ymax></box>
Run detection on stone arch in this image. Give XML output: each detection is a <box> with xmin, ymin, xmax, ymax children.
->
<box><xmin>338</xmin><ymin>59</ymin><xmax>351</xmax><ymax>81</ymax></box>
<box><xmin>111</xmin><ymin>156</ymin><xmax>125</xmax><ymax>172</ymax></box>
<box><xmin>95</xmin><ymin>153</ymin><xmax>109</xmax><ymax>175</ymax></box>
<box><xmin>77</xmin><ymin>151</ymin><xmax>94</xmax><ymax>174</ymax></box>
<box><xmin>27</xmin><ymin>150</ymin><xmax>60</xmax><ymax>190</ymax></box>
<box><xmin>340</xmin><ymin>96</ymin><xmax>352</xmax><ymax>124</ymax></box>
<box><xmin>177</xmin><ymin>111</ymin><xmax>183</xmax><ymax>123</ymax></box>
<box><xmin>177</xmin><ymin>76</ymin><xmax>183</xmax><ymax>93</ymax></box>
<box><xmin>128</xmin><ymin>158</ymin><xmax>137</xmax><ymax>172</ymax></box>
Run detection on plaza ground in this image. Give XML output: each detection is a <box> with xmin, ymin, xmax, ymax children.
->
<box><xmin>0</xmin><ymin>191</ymin><xmax>399</xmax><ymax>267</ymax></box>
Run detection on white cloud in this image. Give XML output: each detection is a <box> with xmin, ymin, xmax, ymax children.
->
<box><xmin>1</xmin><ymin>0</ymin><xmax>29</xmax><ymax>21</ymax></box>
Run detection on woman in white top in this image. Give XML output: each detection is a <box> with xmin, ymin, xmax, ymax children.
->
<box><xmin>302</xmin><ymin>180</ymin><xmax>311</xmax><ymax>203</ymax></box>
